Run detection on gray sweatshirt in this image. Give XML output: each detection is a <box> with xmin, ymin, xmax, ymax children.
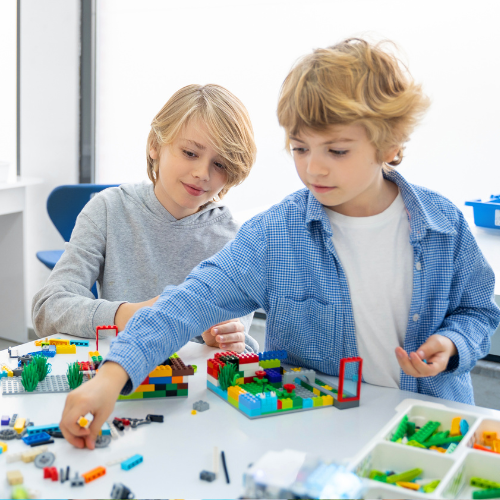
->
<box><xmin>32</xmin><ymin>182</ymin><xmax>257</xmax><ymax>351</ymax></box>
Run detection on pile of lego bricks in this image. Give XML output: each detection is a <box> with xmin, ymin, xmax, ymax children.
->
<box><xmin>118</xmin><ymin>353</ymin><xmax>195</xmax><ymax>400</ymax></box>
<box><xmin>207</xmin><ymin>350</ymin><xmax>336</xmax><ymax>418</ymax></box>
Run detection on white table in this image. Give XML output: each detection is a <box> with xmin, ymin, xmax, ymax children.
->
<box><xmin>0</xmin><ymin>177</ymin><xmax>42</xmax><ymax>343</ymax></box>
<box><xmin>1</xmin><ymin>336</ymin><xmax>500</xmax><ymax>499</ymax></box>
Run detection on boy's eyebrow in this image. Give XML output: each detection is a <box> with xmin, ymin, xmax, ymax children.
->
<box><xmin>180</xmin><ymin>138</ymin><xmax>206</xmax><ymax>150</ymax></box>
<box><xmin>289</xmin><ymin>135</ymin><xmax>355</xmax><ymax>144</ymax></box>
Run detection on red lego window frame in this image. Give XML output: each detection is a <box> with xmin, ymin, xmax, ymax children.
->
<box><xmin>337</xmin><ymin>357</ymin><xmax>363</xmax><ymax>403</ymax></box>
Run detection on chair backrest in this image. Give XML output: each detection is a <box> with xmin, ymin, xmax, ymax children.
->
<box><xmin>47</xmin><ymin>184</ymin><xmax>119</xmax><ymax>242</ymax></box>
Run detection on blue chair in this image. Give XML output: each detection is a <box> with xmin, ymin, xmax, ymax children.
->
<box><xmin>36</xmin><ymin>184</ymin><xmax>118</xmax><ymax>298</ymax></box>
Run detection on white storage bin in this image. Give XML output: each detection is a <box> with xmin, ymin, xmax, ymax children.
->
<box><xmin>441</xmin><ymin>450</ymin><xmax>500</xmax><ymax>499</ymax></box>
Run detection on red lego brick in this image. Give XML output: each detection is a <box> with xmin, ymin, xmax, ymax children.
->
<box><xmin>277</xmin><ymin>400</ymin><xmax>282</xmax><ymax>410</ymax></box>
<box><xmin>141</xmin><ymin>376</ymin><xmax>149</xmax><ymax>385</ymax></box>
<box><xmin>43</xmin><ymin>467</ymin><xmax>58</xmax><ymax>481</ymax></box>
<box><xmin>243</xmin><ymin>376</ymin><xmax>255</xmax><ymax>384</ymax></box>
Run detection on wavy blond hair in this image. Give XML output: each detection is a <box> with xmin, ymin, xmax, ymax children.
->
<box><xmin>147</xmin><ymin>84</ymin><xmax>256</xmax><ymax>199</ymax></box>
<box><xmin>277</xmin><ymin>38</ymin><xmax>430</xmax><ymax>167</ymax></box>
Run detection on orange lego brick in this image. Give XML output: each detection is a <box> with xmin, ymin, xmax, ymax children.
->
<box><xmin>483</xmin><ymin>431</ymin><xmax>498</xmax><ymax>446</ymax></box>
<box><xmin>82</xmin><ymin>466</ymin><xmax>106</xmax><ymax>483</ymax></box>
<box><xmin>171</xmin><ymin>376</ymin><xmax>183</xmax><ymax>384</ymax></box>
<box><xmin>397</xmin><ymin>481</ymin><xmax>420</xmax><ymax>491</ymax></box>
<box><xmin>49</xmin><ymin>338</ymin><xmax>70</xmax><ymax>346</ymax></box>
<box><xmin>134</xmin><ymin>384</ymin><xmax>155</xmax><ymax>393</ymax></box>
<box><xmin>149</xmin><ymin>365</ymin><xmax>172</xmax><ymax>378</ymax></box>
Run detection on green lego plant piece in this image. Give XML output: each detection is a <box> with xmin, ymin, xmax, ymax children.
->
<box><xmin>369</xmin><ymin>470</ymin><xmax>387</xmax><ymax>480</ymax></box>
<box><xmin>423</xmin><ymin>480</ymin><xmax>440</xmax><ymax>493</ymax></box>
<box><xmin>406</xmin><ymin>421</ymin><xmax>416</xmax><ymax>437</ymax></box>
<box><xmin>386</xmin><ymin>468</ymin><xmax>423</xmax><ymax>484</ymax></box>
<box><xmin>424</xmin><ymin>430</ymin><xmax>449</xmax><ymax>444</ymax></box>
<box><xmin>395</xmin><ymin>438</ymin><xmax>403</xmax><ymax>443</ymax></box>
<box><xmin>66</xmin><ymin>361</ymin><xmax>83</xmax><ymax>390</ymax></box>
<box><xmin>407</xmin><ymin>439</ymin><xmax>427</xmax><ymax>449</ymax></box>
<box><xmin>32</xmin><ymin>355</ymin><xmax>51</xmax><ymax>381</ymax></box>
<box><xmin>472</xmin><ymin>489</ymin><xmax>500</xmax><ymax>499</ymax></box>
<box><xmin>21</xmin><ymin>361</ymin><xmax>39</xmax><ymax>392</ymax></box>
<box><xmin>390</xmin><ymin>414</ymin><xmax>408</xmax><ymax>442</ymax></box>
<box><xmin>218</xmin><ymin>364</ymin><xmax>237</xmax><ymax>391</ymax></box>
<box><xmin>423</xmin><ymin>434</ymin><xmax>462</xmax><ymax>448</ymax></box>
<box><xmin>412</xmin><ymin>420</ymin><xmax>441</xmax><ymax>443</ymax></box>
<box><xmin>471</xmin><ymin>477</ymin><xmax>500</xmax><ymax>489</ymax></box>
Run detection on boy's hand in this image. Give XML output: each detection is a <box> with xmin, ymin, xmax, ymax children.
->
<box><xmin>59</xmin><ymin>362</ymin><xmax>129</xmax><ymax>449</ymax></box>
<box><xmin>202</xmin><ymin>319</ymin><xmax>246</xmax><ymax>353</ymax></box>
<box><xmin>115</xmin><ymin>296</ymin><xmax>160</xmax><ymax>331</ymax></box>
<box><xmin>395</xmin><ymin>334</ymin><xmax>458</xmax><ymax>378</ymax></box>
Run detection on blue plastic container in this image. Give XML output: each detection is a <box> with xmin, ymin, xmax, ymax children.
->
<box><xmin>465</xmin><ymin>194</ymin><xmax>500</xmax><ymax>230</ymax></box>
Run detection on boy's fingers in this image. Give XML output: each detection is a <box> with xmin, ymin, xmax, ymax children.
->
<box><xmin>216</xmin><ymin>332</ymin><xmax>245</xmax><ymax>344</ymax></box>
<box><xmin>220</xmin><ymin>341</ymin><xmax>245</xmax><ymax>353</ymax></box>
<box><xmin>408</xmin><ymin>352</ymin><xmax>440</xmax><ymax>377</ymax></box>
<box><xmin>396</xmin><ymin>347</ymin><xmax>420</xmax><ymax>377</ymax></box>
<box><xmin>212</xmin><ymin>321</ymin><xmax>244</xmax><ymax>335</ymax></box>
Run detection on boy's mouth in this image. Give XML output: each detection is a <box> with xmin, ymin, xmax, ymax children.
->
<box><xmin>311</xmin><ymin>184</ymin><xmax>337</xmax><ymax>193</ymax></box>
<box><xmin>182</xmin><ymin>182</ymin><xmax>207</xmax><ymax>196</ymax></box>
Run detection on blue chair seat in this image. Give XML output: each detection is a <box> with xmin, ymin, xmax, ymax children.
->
<box><xmin>36</xmin><ymin>250</ymin><xmax>64</xmax><ymax>270</ymax></box>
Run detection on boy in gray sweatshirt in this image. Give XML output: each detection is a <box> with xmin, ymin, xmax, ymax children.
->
<box><xmin>32</xmin><ymin>84</ymin><xmax>258</xmax><ymax>353</ymax></box>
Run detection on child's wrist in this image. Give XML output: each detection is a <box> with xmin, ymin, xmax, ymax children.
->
<box><xmin>98</xmin><ymin>361</ymin><xmax>130</xmax><ymax>392</ymax></box>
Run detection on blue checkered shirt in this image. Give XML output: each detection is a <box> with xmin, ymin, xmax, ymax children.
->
<box><xmin>107</xmin><ymin>170</ymin><xmax>500</xmax><ymax>404</ymax></box>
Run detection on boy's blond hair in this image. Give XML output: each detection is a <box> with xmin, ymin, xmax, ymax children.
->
<box><xmin>147</xmin><ymin>84</ymin><xmax>256</xmax><ymax>199</ymax></box>
<box><xmin>277</xmin><ymin>38</ymin><xmax>430</xmax><ymax>167</ymax></box>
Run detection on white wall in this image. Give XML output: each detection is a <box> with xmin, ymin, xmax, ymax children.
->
<box><xmin>0</xmin><ymin>0</ymin><xmax>17</xmax><ymax>179</ymax></box>
<box><xmin>21</xmin><ymin>0</ymin><xmax>80</xmax><ymax>327</ymax></box>
<box><xmin>95</xmin><ymin>0</ymin><xmax>500</xmax><ymax>217</ymax></box>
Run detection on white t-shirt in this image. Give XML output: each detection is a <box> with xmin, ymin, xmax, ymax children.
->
<box><xmin>324</xmin><ymin>191</ymin><xmax>414</xmax><ymax>388</ymax></box>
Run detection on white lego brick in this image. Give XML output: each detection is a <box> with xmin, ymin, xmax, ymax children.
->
<box><xmin>207</xmin><ymin>374</ymin><xmax>220</xmax><ymax>387</ymax></box>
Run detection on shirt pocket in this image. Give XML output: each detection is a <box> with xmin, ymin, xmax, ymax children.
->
<box><xmin>268</xmin><ymin>297</ymin><xmax>336</xmax><ymax>363</ymax></box>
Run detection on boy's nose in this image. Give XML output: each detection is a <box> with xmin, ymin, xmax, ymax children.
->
<box><xmin>192</xmin><ymin>161</ymin><xmax>211</xmax><ymax>181</ymax></box>
<box><xmin>306</xmin><ymin>155</ymin><xmax>328</xmax><ymax>176</ymax></box>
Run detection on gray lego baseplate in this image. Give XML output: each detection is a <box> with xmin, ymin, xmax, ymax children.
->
<box><xmin>1</xmin><ymin>374</ymin><xmax>88</xmax><ymax>395</ymax></box>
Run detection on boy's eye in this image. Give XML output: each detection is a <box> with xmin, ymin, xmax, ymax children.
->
<box><xmin>330</xmin><ymin>149</ymin><xmax>348</xmax><ymax>156</ymax></box>
<box><xmin>214</xmin><ymin>162</ymin><xmax>226</xmax><ymax>170</ymax></box>
<box><xmin>291</xmin><ymin>147</ymin><xmax>307</xmax><ymax>154</ymax></box>
<box><xmin>183</xmin><ymin>150</ymin><xmax>197</xmax><ymax>158</ymax></box>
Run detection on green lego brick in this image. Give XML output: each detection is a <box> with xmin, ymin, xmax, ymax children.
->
<box><xmin>369</xmin><ymin>470</ymin><xmax>387</xmax><ymax>480</ymax></box>
<box><xmin>470</xmin><ymin>477</ymin><xmax>500</xmax><ymax>489</ymax></box>
<box><xmin>407</xmin><ymin>440</ymin><xmax>426</xmax><ymax>449</ymax></box>
<box><xmin>312</xmin><ymin>397</ymin><xmax>323</xmax><ymax>407</ymax></box>
<box><xmin>391</xmin><ymin>414</ymin><xmax>408</xmax><ymax>442</ymax></box>
<box><xmin>423</xmin><ymin>430</ymin><xmax>449</xmax><ymax>446</ymax></box>
<box><xmin>299</xmin><ymin>380</ymin><xmax>314</xmax><ymax>392</ymax></box>
<box><xmin>177</xmin><ymin>389</ymin><xmax>188</xmax><ymax>397</ymax></box>
<box><xmin>412</xmin><ymin>421</ymin><xmax>441</xmax><ymax>443</ymax></box>
<box><xmin>373</xmin><ymin>475</ymin><xmax>387</xmax><ymax>483</ymax></box>
<box><xmin>406</xmin><ymin>421</ymin><xmax>416</xmax><ymax>437</ymax></box>
<box><xmin>143</xmin><ymin>390</ymin><xmax>167</xmax><ymax>398</ymax></box>
<box><xmin>473</xmin><ymin>488</ymin><xmax>500</xmax><ymax>499</ymax></box>
<box><xmin>165</xmin><ymin>383</ymin><xmax>178</xmax><ymax>391</ymax></box>
<box><xmin>424</xmin><ymin>434</ymin><xmax>462</xmax><ymax>448</ymax></box>
<box><xmin>118</xmin><ymin>392</ymin><xmax>143</xmax><ymax>400</ymax></box>
<box><xmin>241</xmin><ymin>383</ymin><xmax>265</xmax><ymax>395</ymax></box>
<box><xmin>386</xmin><ymin>468</ymin><xmax>423</xmax><ymax>484</ymax></box>
<box><xmin>228</xmin><ymin>395</ymin><xmax>239</xmax><ymax>408</ymax></box>
<box><xmin>270</xmin><ymin>382</ymin><xmax>281</xmax><ymax>388</ymax></box>
<box><xmin>292</xmin><ymin>397</ymin><xmax>303</xmax><ymax>409</ymax></box>
<box><xmin>423</xmin><ymin>480</ymin><xmax>440</xmax><ymax>493</ymax></box>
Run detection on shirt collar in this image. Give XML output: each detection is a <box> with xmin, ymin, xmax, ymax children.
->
<box><xmin>305</xmin><ymin>169</ymin><xmax>456</xmax><ymax>242</ymax></box>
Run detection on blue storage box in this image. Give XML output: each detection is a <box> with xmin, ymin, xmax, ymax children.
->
<box><xmin>465</xmin><ymin>195</ymin><xmax>500</xmax><ymax>230</ymax></box>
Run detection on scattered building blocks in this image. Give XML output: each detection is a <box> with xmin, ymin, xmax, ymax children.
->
<box><xmin>13</xmin><ymin>418</ymin><xmax>25</xmax><ymax>434</ymax></box>
<box><xmin>1</xmin><ymin>415</ymin><xmax>10</xmax><ymax>425</ymax></box>
<box><xmin>9</xmin><ymin>414</ymin><xmax>18</xmax><ymax>426</ymax></box>
<box><xmin>34</xmin><ymin>451</ymin><xmax>56</xmax><ymax>468</ymax></box>
<box><xmin>121</xmin><ymin>454</ymin><xmax>143</xmax><ymax>471</ymax></box>
<box><xmin>7</xmin><ymin>470</ymin><xmax>23</xmax><ymax>486</ymax></box>
<box><xmin>21</xmin><ymin>445</ymin><xmax>48</xmax><ymax>463</ymax></box>
<box><xmin>22</xmin><ymin>432</ymin><xmax>51</xmax><ymax>446</ymax></box>
<box><xmin>43</xmin><ymin>467</ymin><xmax>58</xmax><ymax>481</ymax></box>
<box><xmin>70</xmin><ymin>339</ymin><xmax>89</xmax><ymax>346</ymax></box>
<box><xmin>70</xmin><ymin>472</ymin><xmax>85</xmax><ymax>487</ymax></box>
<box><xmin>200</xmin><ymin>470</ymin><xmax>216</xmax><ymax>482</ymax></box>
<box><xmin>0</xmin><ymin>441</ymin><xmax>7</xmax><ymax>452</ymax></box>
<box><xmin>82</xmin><ymin>466</ymin><xmax>106</xmax><ymax>483</ymax></box>
<box><xmin>146</xmin><ymin>414</ymin><xmax>164</xmax><ymax>422</ymax></box>
<box><xmin>56</xmin><ymin>344</ymin><xmax>76</xmax><ymax>354</ymax></box>
<box><xmin>26</xmin><ymin>424</ymin><xmax>60</xmax><ymax>436</ymax></box>
<box><xmin>193</xmin><ymin>400</ymin><xmax>210</xmax><ymax>412</ymax></box>
<box><xmin>49</xmin><ymin>338</ymin><xmax>70</xmax><ymax>346</ymax></box>
<box><xmin>110</xmin><ymin>482</ymin><xmax>135</xmax><ymax>499</ymax></box>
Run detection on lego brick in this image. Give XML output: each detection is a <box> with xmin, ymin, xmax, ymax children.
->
<box><xmin>0</xmin><ymin>441</ymin><xmax>7</xmax><ymax>452</ymax></box>
<box><xmin>49</xmin><ymin>338</ymin><xmax>70</xmax><ymax>346</ymax></box>
<box><xmin>21</xmin><ymin>445</ymin><xmax>48</xmax><ymax>463</ymax></box>
<box><xmin>26</xmin><ymin>424</ymin><xmax>60</xmax><ymax>436</ymax></box>
<box><xmin>207</xmin><ymin>374</ymin><xmax>219</xmax><ymax>387</ymax></box>
<box><xmin>2</xmin><ymin>374</ymin><xmax>86</xmax><ymax>395</ymax></box>
<box><xmin>101</xmin><ymin>421</ymin><xmax>111</xmax><ymax>436</ymax></box>
<box><xmin>96</xmin><ymin>325</ymin><xmax>118</xmax><ymax>337</ymax></box>
<box><xmin>165</xmin><ymin>390</ymin><xmax>178</xmax><ymax>397</ymax></box>
<box><xmin>22</xmin><ymin>432</ymin><xmax>51</xmax><ymax>445</ymax></box>
<box><xmin>118</xmin><ymin>392</ymin><xmax>143</xmax><ymax>400</ymax></box>
<box><xmin>177</xmin><ymin>389</ymin><xmax>188</xmax><ymax>397</ymax></box>
<box><xmin>228</xmin><ymin>395</ymin><xmax>239</xmax><ymax>408</ymax></box>
<box><xmin>56</xmin><ymin>344</ymin><xmax>77</xmax><ymax>354</ymax></box>
<box><xmin>149</xmin><ymin>365</ymin><xmax>172</xmax><ymax>378</ymax></box>
<box><xmin>322</xmin><ymin>395</ymin><xmax>334</xmax><ymax>406</ymax></box>
<box><xmin>133</xmin><ymin>384</ymin><xmax>155</xmax><ymax>393</ymax></box>
<box><xmin>82</xmin><ymin>466</ymin><xmax>106</xmax><ymax>483</ymax></box>
<box><xmin>171</xmin><ymin>376</ymin><xmax>184</xmax><ymax>384</ymax></box>
<box><xmin>70</xmin><ymin>339</ymin><xmax>89</xmax><ymax>346</ymax></box>
<box><xmin>152</xmin><ymin>384</ymin><xmax>166</xmax><ymax>391</ymax></box>
<box><xmin>302</xmin><ymin>398</ymin><xmax>313</xmax><ymax>408</ymax></box>
<box><xmin>143</xmin><ymin>390</ymin><xmax>167</xmax><ymax>398</ymax></box>
<box><xmin>7</xmin><ymin>470</ymin><xmax>23</xmax><ymax>486</ymax></box>
<box><xmin>170</xmin><ymin>357</ymin><xmax>195</xmax><ymax>376</ymax></box>
<box><xmin>207</xmin><ymin>380</ymin><xmax>228</xmax><ymax>400</ymax></box>
<box><xmin>177</xmin><ymin>383</ymin><xmax>188</xmax><ymax>390</ymax></box>
<box><xmin>148</xmin><ymin>376</ymin><xmax>171</xmax><ymax>384</ymax></box>
<box><xmin>239</xmin><ymin>404</ymin><xmax>261</xmax><ymax>417</ymax></box>
<box><xmin>13</xmin><ymin>418</ymin><xmax>25</xmax><ymax>434</ymax></box>
<box><xmin>121</xmin><ymin>454</ymin><xmax>143</xmax><ymax>471</ymax></box>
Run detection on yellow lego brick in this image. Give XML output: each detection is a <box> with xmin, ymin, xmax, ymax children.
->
<box><xmin>397</xmin><ymin>481</ymin><xmax>420</xmax><ymax>491</ymax></box>
<box><xmin>312</xmin><ymin>388</ymin><xmax>320</xmax><ymax>396</ymax></box>
<box><xmin>13</xmin><ymin>418</ymin><xmax>25</xmax><ymax>434</ymax></box>
<box><xmin>493</xmin><ymin>440</ymin><xmax>500</xmax><ymax>453</ymax></box>
<box><xmin>322</xmin><ymin>385</ymin><xmax>333</xmax><ymax>391</ymax></box>
<box><xmin>49</xmin><ymin>338</ymin><xmax>70</xmax><ymax>346</ymax></box>
<box><xmin>2</xmin><ymin>364</ymin><xmax>13</xmax><ymax>377</ymax></box>
<box><xmin>235</xmin><ymin>377</ymin><xmax>244</xmax><ymax>385</ymax></box>
<box><xmin>322</xmin><ymin>395</ymin><xmax>334</xmax><ymax>406</ymax></box>
<box><xmin>134</xmin><ymin>384</ymin><xmax>155</xmax><ymax>393</ymax></box>
<box><xmin>483</xmin><ymin>431</ymin><xmax>498</xmax><ymax>446</ymax></box>
<box><xmin>291</xmin><ymin>367</ymin><xmax>301</xmax><ymax>372</ymax></box>
<box><xmin>56</xmin><ymin>344</ymin><xmax>76</xmax><ymax>354</ymax></box>
<box><xmin>227</xmin><ymin>385</ymin><xmax>242</xmax><ymax>400</ymax></box>
<box><xmin>0</xmin><ymin>441</ymin><xmax>7</xmax><ymax>452</ymax></box>
<box><xmin>282</xmin><ymin>398</ymin><xmax>293</xmax><ymax>410</ymax></box>
<box><xmin>6</xmin><ymin>470</ymin><xmax>23</xmax><ymax>486</ymax></box>
<box><xmin>149</xmin><ymin>365</ymin><xmax>172</xmax><ymax>377</ymax></box>
<box><xmin>450</xmin><ymin>417</ymin><xmax>461</xmax><ymax>436</ymax></box>
<box><xmin>429</xmin><ymin>446</ymin><xmax>447</xmax><ymax>453</ymax></box>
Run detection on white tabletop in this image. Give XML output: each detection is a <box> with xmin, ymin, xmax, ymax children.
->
<box><xmin>0</xmin><ymin>177</ymin><xmax>43</xmax><ymax>191</ymax></box>
<box><xmin>1</xmin><ymin>335</ymin><xmax>500</xmax><ymax>499</ymax></box>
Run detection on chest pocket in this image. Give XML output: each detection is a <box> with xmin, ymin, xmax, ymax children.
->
<box><xmin>268</xmin><ymin>297</ymin><xmax>337</xmax><ymax>362</ymax></box>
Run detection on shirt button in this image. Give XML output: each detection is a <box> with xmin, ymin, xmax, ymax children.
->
<box><xmin>413</xmin><ymin>314</ymin><xmax>420</xmax><ymax>322</ymax></box>
<box><xmin>415</xmin><ymin>262</ymin><xmax>422</xmax><ymax>271</ymax></box>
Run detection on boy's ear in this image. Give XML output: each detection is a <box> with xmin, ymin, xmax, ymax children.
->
<box><xmin>384</xmin><ymin>146</ymin><xmax>400</xmax><ymax>164</ymax></box>
<box><xmin>149</xmin><ymin>145</ymin><xmax>159</xmax><ymax>160</ymax></box>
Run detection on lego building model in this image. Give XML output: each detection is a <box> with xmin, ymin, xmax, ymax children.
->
<box><xmin>207</xmin><ymin>350</ymin><xmax>363</xmax><ymax>418</ymax></box>
<box><xmin>117</xmin><ymin>353</ymin><xmax>195</xmax><ymax>401</ymax></box>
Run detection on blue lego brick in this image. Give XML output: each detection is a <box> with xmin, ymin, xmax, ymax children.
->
<box><xmin>148</xmin><ymin>376</ymin><xmax>172</xmax><ymax>384</ymax></box>
<box><xmin>22</xmin><ymin>431</ymin><xmax>51</xmax><ymax>445</ymax></box>
<box><xmin>207</xmin><ymin>380</ymin><xmax>228</xmax><ymax>400</ymax></box>
<box><xmin>0</xmin><ymin>371</ymin><xmax>7</xmax><ymax>379</ymax></box>
<box><xmin>1</xmin><ymin>415</ymin><xmax>10</xmax><ymax>425</ymax></box>
<box><xmin>27</xmin><ymin>350</ymin><xmax>55</xmax><ymax>358</ymax></box>
<box><xmin>101</xmin><ymin>421</ymin><xmax>111</xmax><ymax>436</ymax></box>
<box><xmin>121</xmin><ymin>454</ymin><xmax>143</xmax><ymax>471</ymax></box>
<box><xmin>264</xmin><ymin>368</ymin><xmax>282</xmax><ymax>383</ymax></box>
<box><xmin>258</xmin><ymin>350</ymin><xmax>287</xmax><ymax>361</ymax></box>
<box><xmin>239</xmin><ymin>393</ymin><xmax>261</xmax><ymax>410</ymax></box>
<box><xmin>239</xmin><ymin>404</ymin><xmax>262</xmax><ymax>417</ymax></box>
<box><xmin>303</xmin><ymin>398</ymin><xmax>313</xmax><ymax>408</ymax></box>
<box><xmin>260</xmin><ymin>393</ymin><xmax>277</xmax><ymax>413</ymax></box>
<box><xmin>70</xmin><ymin>339</ymin><xmax>89</xmax><ymax>346</ymax></box>
<box><xmin>26</xmin><ymin>423</ymin><xmax>61</xmax><ymax>435</ymax></box>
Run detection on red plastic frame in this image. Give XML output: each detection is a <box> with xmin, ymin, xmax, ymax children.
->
<box><xmin>337</xmin><ymin>356</ymin><xmax>363</xmax><ymax>402</ymax></box>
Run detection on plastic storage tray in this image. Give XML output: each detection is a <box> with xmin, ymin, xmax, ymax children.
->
<box><xmin>465</xmin><ymin>195</ymin><xmax>500</xmax><ymax>229</ymax></box>
<box><xmin>348</xmin><ymin>399</ymin><xmax>500</xmax><ymax>499</ymax></box>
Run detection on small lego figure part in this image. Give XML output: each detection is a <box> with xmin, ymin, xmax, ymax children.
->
<box><xmin>77</xmin><ymin>416</ymin><xmax>90</xmax><ymax>428</ymax></box>
<box><xmin>34</xmin><ymin>451</ymin><xmax>56</xmax><ymax>468</ymax></box>
<box><xmin>191</xmin><ymin>410</ymin><xmax>197</xmax><ymax>415</ymax></box>
<box><xmin>110</xmin><ymin>482</ymin><xmax>135</xmax><ymax>499</ymax></box>
<box><xmin>145</xmin><ymin>414</ymin><xmax>164</xmax><ymax>422</ymax></box>
<box><xmin>193</xmin><ymin>400</ymin><xmax>210</xmax><ymax>412</ymax></box>
<box><xmin>8</xmin><ymin>347</ymin><xmax>19</xmax><ymax>358</ymax></box>
<box><xmin>43</xmin><ymin>467</ymin><xmax>58</xmax><ymax>481</ymax></box>
<box><xmin>112</xmin><ymin>418</ymin><xmax>125</xmax><ymax>431</ymax></box>
<box><xmin>7</xmin><ymin>470</ymin><xmax>23</xmax><ymax>486</ymax></box>
<box><xmin>95</xmin><ymin>435</ymin><xmax>111</xmax><ymax>448</ymax></box>
<box><xmin>200</xmin><ymin>470</ymin><xmax>216</xmax><ymax>482</ymax></box>
<box><xmin>70</xmin><ymin>472</ymin><xmax>85</xmax><ymax>487</ymax></box>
